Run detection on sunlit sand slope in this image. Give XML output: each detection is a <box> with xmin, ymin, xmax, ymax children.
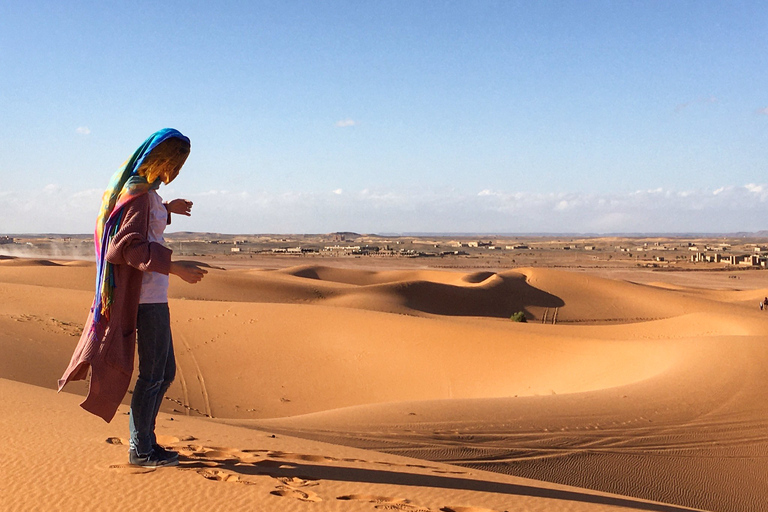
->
<box><xmin>8</xmin><ymin>379</ymin><xmax>694</xmax><ymax>512</ymax></box>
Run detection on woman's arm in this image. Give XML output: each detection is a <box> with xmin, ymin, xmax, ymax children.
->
<box><xmin>164</xmin><ymin>199</ymin><xmax>193</xmax><ymax>224</ymax></box>
<box><xmin>107</xmin><ymin>195</ymin><xmax>207</xmax><ymax>284</ymax></box>
<box><xmin>105</xmin><ymin>194</ymin><xmax>172</xmax><ymax>275</ymax></box>
<box><xmin>169</xmin><ymin>261</ymin><xmax>207</xmax><ymax>283</ymax></box>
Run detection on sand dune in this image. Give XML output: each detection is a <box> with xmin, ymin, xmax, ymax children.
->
<box><xmin>0</xmin><ymin>257</ymin><xmax>63</xmax><ymax>266</ymax></box>
<box><xmin>2</xmin><ymin>259</ymin><xmax>767</xmax><ymax>511</ymax></box>
<box><xmin>4</xmin><ymin>378</ymin><xmax>704</xmax><ymax>512</ymax></box>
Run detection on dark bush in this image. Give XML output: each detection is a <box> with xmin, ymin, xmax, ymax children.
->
<box><xmin>510</xmin><ymin>311</ymin><xmax>527</xmax><ymax>322</ymax></box>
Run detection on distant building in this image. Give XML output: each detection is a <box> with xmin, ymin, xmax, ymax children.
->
<box><xmin>0</xmin><ymin>236</ymin><xmax>13</xmax><ymax>245</ymax></box>
<box><xmin>468</xmin><ymin>241</ymin><xmax>494</xmax><ymax>248</ymax></box>
<box><xmin>323</xmin><ymin>245</ymin><xmax>361</xmax><ymax>255</ymax></box>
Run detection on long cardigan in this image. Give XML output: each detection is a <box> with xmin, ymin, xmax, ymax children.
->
<box><xmin>58</xmin><ymin>193</ymin><xmax>172</xmax><ymax>422</ymax></box>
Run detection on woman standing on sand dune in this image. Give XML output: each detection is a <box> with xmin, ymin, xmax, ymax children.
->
<box><xmin>59</xmin><ymin>128</ymin><xmax>207</xmax><ymax>467</ymax></box>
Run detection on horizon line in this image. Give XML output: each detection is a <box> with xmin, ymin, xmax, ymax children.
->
<box><xmin>3</xmin><ymin>231</ymin><xmax>768</xmax><ymax>239</ymax></box>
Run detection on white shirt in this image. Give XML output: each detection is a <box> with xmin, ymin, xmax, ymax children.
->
<box><xmin>139</xmin><ymin>190</ymin><xmax>170</xmax><ymax>304</ymax></box>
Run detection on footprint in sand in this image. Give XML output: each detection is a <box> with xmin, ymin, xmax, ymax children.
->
<box><xmin>196</xmin><ymin>468</ymin><xmax>260</xmax><ymax>485</ymax></box>
<box><xmin>271</xmin><ymin>485</ymin><xmax>323</xmax><ymax>502</ymax></box>
<box><xmin>179</xmin><ymin>444</ymin><xmax>265</xmax><ymax>464</ymax></box>
<box><xmin>337</xmin><ymin>495</ymin><xmax>431</xmax><ymax>512</ymax></box>
<box><xmin>271</xmin><ymin>474</ymin><xmax>323</xmax><ymax>502</ymax></box>
<box><xmin>276</xmin><ymin>476</ymin><xmax>319</xmax><ymax>488</ymax></box>
<box><xmin>182</xmin><ymin>447</ymin><xmax>323</xmax><ymax>501</ymax></box>
<box><xmin>337</xmin><ymin>495</ymin><xmax>502</xmax><ymax>512</ymax></box>
<box><xmin>103</xmin><ymin>438</ymin><xmax>491</xmax><ymax>511</ymax></box>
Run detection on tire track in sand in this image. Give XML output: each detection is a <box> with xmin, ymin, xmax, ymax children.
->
<box><xmin>173</xmin><ymin>352</ymin><xmax>191</xmax><ymax>416</ymax></box>
<box><xmin>176</xmin><ymin>330</ymin><xmax>213</xmax><ymax>418</ymax></box>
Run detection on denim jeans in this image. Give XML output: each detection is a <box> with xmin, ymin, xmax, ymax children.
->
<box><xmin>129</xmin><ymin>303</ymin><xmax>176</xmax><ymax>455</ymax></box>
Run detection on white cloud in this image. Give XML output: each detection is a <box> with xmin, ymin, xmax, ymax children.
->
<box><xmin>76</xmin><ymin>126</ymin><xmax>91</xmax><ymax>135</ymax></box>
<box><xmin>335</xmin><ymin>119</ymin><xmax>356</xmax><ymax>128</ymax></box>
<box><xmin>3</xmin><ymin>184</ymin><xmax>768</xmax><ymax>234</ymax></box>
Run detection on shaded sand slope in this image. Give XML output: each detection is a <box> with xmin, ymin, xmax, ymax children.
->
<box><xmin>3</xmin><ymin>379</ymin><xmax>702</xmax><ymax>512</ymax></box>
<box><xmin>251</xmin><ymin>332</ymin><xmax>768</xmax><ymax>512</ymax></box>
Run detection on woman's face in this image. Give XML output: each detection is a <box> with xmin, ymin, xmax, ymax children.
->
<box><xmin>161</xmin><ymin>161</ymin><xmax>184</xmax><ymax>184</ymax></box>
<box><xmin>138</xmin><ymin>138</ymin><xmax>190</xmax><ymax>185</ymax></box>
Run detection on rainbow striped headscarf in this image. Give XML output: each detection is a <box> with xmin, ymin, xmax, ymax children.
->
<box><xmin>91</xmin><ymin>128</ymin><xmax>190</xmax><ymax>323</ymax></box>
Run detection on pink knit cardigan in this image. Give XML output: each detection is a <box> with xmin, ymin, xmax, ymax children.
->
<box><xmin>58</xmin><ymin>193</ymin><xmax>172</xmax><ymax>422</ymax></box>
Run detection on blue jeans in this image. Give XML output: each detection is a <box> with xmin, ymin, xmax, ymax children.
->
<box><xmin>129</xmin><ymin>303</ymin><xmax>176</xmax><ymax>455</ymax></box>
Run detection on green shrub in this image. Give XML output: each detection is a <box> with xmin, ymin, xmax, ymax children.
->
<box><xmin>510</xmin><ymin>311</ymin><xmax>527</xmax><ymax>323</ymax></box>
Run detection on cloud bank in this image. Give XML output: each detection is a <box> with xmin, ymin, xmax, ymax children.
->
<box><xmin>2</xmin><ymin>184</ymin><xmax>766</xmax><ymax>235</ymax></box>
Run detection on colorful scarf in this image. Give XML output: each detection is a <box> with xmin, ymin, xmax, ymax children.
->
<box><xmin>91</xmin><ymin>128</ymin><xmax>190</xmax><ymax>323</ymax></box>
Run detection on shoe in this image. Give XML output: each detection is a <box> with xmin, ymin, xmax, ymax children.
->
<box><xmin>153</xmin><ymin>444</ymin><xmax>179</xmax><ymax>462</ymax></box>
<box><xmin>129</xmin><ymin>448</ymin><xmax>179</xmax><ymax>467</ymax></box>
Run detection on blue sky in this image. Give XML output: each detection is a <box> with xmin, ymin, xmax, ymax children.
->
<box><xmin>1</xmin><ymin>1</ymin><xmax>767</xmax><ymax>234</ymax></box>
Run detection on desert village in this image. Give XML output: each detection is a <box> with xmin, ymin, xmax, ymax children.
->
<box><xmin>2</xmin><ymin>232</ymin><xmax>767</xmax><ymax>270</ymax></box>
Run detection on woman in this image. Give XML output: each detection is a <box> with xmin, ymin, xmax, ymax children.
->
<box><xmin>59</xmin><ymin>128</ymin><xmax>207</xmax><ymax>467</ymax></box>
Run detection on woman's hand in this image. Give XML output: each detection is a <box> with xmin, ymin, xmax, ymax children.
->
<box><xmin>169</xmin><ymin>260</ymin><xmax>208</xmax><ymax>284</ymax></box>
<box><xmin>166</xmin><ymin>199</ymin><xmax>193</xmax><ymax>216</ymax></box>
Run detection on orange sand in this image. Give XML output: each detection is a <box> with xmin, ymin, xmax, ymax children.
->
<box><xmin>3</xmin><ymin>256</ymin><xmax>767</xmax><ymax>511</ymax></box>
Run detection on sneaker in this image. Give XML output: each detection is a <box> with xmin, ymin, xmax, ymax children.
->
<box><xmin>153</xmin><ymin>444</ymin><xmax>179</xmax><ymax>462</ymax></box>
<box><xmin>129</xmin><ymin>448</ymin><xmax>179</xmax><ymax>467</ymax></box>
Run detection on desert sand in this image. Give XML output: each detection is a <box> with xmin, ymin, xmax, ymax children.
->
<box><xmin>3</xmin><ymin>256</ymin><xmax>767</xmax><ymax>511</ymax></box>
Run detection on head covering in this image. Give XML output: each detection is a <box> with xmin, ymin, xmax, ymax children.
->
<box><xmin>92</xmin><ymin>128</ymin><xmax>190</xmax><ymax>323</ymax></box>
